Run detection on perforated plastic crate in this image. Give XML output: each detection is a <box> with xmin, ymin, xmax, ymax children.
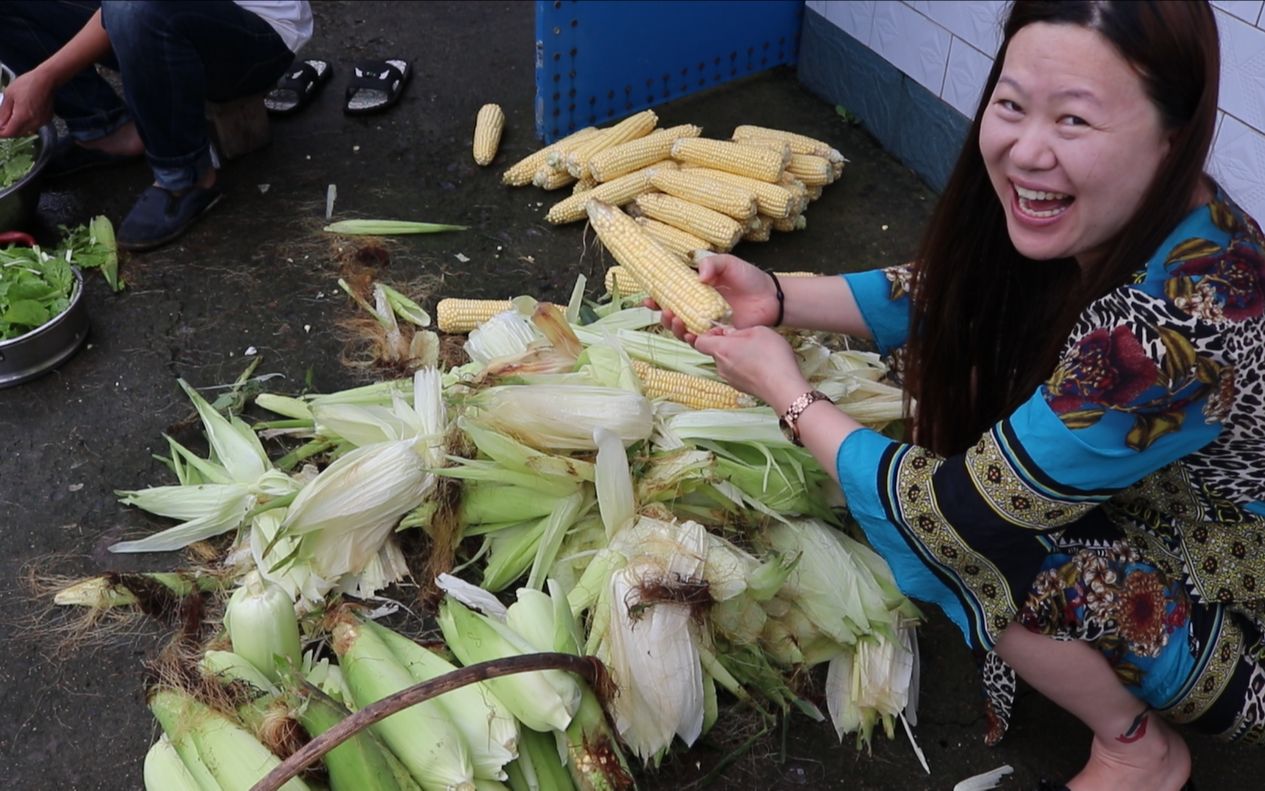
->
<box><xmin>534</xmin><ymin>0</ymin><xmax>804</xmax><ymax>143</ymax></box>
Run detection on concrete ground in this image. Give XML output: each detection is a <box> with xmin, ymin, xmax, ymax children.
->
<box><xmin>1</xmin><ymin>2</ymin><xmax>1261</xmax><ymax>789</ymax></box>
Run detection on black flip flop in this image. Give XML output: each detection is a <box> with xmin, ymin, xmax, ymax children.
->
<box><xmin>264</xmin><ymin>59</ymin><xmax>332</xmax><ymax>116</ymax></box>
<box><xmin>344</xmin><ymin>59</ymin><xmax>411</xmax><ymax>116</ymax></box>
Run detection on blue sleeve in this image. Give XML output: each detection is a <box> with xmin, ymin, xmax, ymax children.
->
<box><xmin>842</xmin><ymin>265</ymin><xmax>912</xmax><ymax>354</ymax></box>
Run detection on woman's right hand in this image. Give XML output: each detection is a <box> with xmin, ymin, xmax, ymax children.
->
<box><xmin>654</xmin><ymin>253</ymin><xmax>781</xmax><ymax>342</ymax></box>
<box><xmin>0</xmin><ymin>69</ymin><xmax>56</xmax><ymax>138</ymax></box>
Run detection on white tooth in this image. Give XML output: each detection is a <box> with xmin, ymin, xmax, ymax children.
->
<box><xmin>1015</xmin><ymin>186</ymin><xmax>1070</xmax><ymax>200</ymax></box>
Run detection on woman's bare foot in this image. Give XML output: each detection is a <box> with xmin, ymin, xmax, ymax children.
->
<box><xmin>1067</xmin><ymin>711</ymin><xmax>1191</xmax><ymax>791</ymax></box>
<box><xmin>77</xmin><ymin>120</ymin><xmax>143</xmax><ymax>157</ymax></box>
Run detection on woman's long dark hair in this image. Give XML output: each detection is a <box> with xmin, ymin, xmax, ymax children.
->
<box><xmin>905</xmin><ymin>0</ymin><xmax>1220</xmax><ymax>456</ymax></box>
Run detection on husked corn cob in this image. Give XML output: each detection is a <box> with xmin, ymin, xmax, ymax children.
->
<box><xmin>771</xmin><ymin>214</ymin><xmax>807</xmax><ymax>232</ymax></box>
<box><xmin>786</xmin><ymin>153</ymin><xmax>834</xmax><ymax>186</ymax></box>
<box><xmin>631</xmin><ymin>360</ymin><xmax>753</xmax><ymax>409</ymax></box>
<box><xmin>587</xmin><ymin>124</ymin><xmax>702</xmax><ymax>183</ymax></box>
<box><xmin>634</xmin><ymin>192</ymin><xmax>744</xmax><ymax>251</ymax></box>
<box><xmin>670</xmin><ymin>138</ymin><xmax>788</xmax><ymax>183</ymax></box>
<box><xmin>832</xmin><ymin>160</ymin><xmax>845</xmax><ymax>180</ymax></box>
<box><xmin>472</xmin><ymin>103</ymin><xmax>505</xmax><ymax>166</ymax></box>
<box><xmin>572</xmin><ymin>176</ymin><xmax>597</xmax><ymax>195</ymax></box>
<box><xmin>533</xmin><ymin>165</ymin><xmax>577</xmax><ymax>190</ymax></box>
<box><xmin>437</xmin><ymin>298</ymin><xmax>515</xmax><ymax>333</ymax></box>
<box><xmin>732</xmin><ymin>124</ymin><xmax>845</xmax><ymax>163</ymax></box>
<box><xmin>649</xmin><ymin>170</ymin><xmax>758</xmax><ymax>221</ymax></box>
<box><xmin>778</xmin><ymin>173</ymin><xmax>809</xmax><ymax>204</ymax></box>
<box><xmin>743</xmin><ymin>215</ymin><xmax>772</xmax><ymax>242</ymax></box>
<box><xmin>678</xmin><ymin>165</ymin><xmax>800</xmax><ymax>219</ymax></box>
<box><xmin>560</xmin><ymin>109</ymin><xmax>659</xmax><ymax>179</ymax></box>
<box><xmin>806</xmin><ymin>184</ymin><xmax>824</xmax><ymax>201</ymax></box>
<box><xmin>586</xmin><ymin>200</ymin><xmax>730</xmax><ymax>335</ymax></box>
<box><xmin>545</xmin><ymin>161</ymin><xmax>677</xmax><ymax>224</ymax></box>
<box><xmin>604</xmin><ymin>265</ymin><xmax>646</xmax><ymax>295</ymax></box>
<box><xmin>635</xmin><ymin>217</ymin><xmax>712</xmax><ymax>261</ymax></box>
<box><xmin>502</xmin><ymin>126</ymin><xmax>598</xmax><ymax>186</ymax></box>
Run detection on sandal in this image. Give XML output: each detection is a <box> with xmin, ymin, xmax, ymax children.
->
<box><xmin>343</xmin><ymin>59</ymin><xmax>411</xmax><ymax>115</ymax></box>
<box><xmin>117</xmin><ymin>185</ymin><xmax>223</xmax><ymax>252</ymax></box>
<box><xmin>264</xmin><ymin>59</ymin><xmax>332</xmax><ymax>116</ymax></box>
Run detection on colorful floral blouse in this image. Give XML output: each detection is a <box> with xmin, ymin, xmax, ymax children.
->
<box><xmin>836</xmin><ymin>186</ymin><xmax>1265</xmax><ymax>663</ymax></box>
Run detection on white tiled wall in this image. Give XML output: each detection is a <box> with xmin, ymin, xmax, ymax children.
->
<box><xmin>805</xmin><ymin>0</ymin><xmax>1265</xmax><ymax>222</ymax></box>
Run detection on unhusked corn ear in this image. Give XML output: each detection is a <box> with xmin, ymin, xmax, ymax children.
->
<box><xmin>670</xmin><ymin>138</ymin><xmax>788</xmax><ymax>182</ymax></box>
<box><xmin>604</xmin><ymin>265</ymin><xmax>646</xmax><ymax>295</ymax></box>
<box><xmin>631</xmin><ymin>360</ymin><xmax>753</xmax><ymax>409</ymax></box>
<box><xmin>678</xmin><ymin>165</ymin><xmax>799</xmax><ymax>219</ymax></box>
<box><xmin>472</xmin><ymin>103</ymin><xmax>505</xmax><ymax>166</ymax></box>
<box><xmin>635</xmin><ymin>217</ymin><xmax>712</xmax><ymax>260</ymax></box>
<box><xmin>437</xmin><ymin>298</ymin><xmax>515</xmax><ymax>333</ymax></box>
<box><xmin>502</xmin><ymin>126</ymin><xmax>598</xmax><ymax>186</ymax></box>
<box><xmin>587</xmin><ymin>124</ymin><xmax>702</xmax><ymax>182</ymax></box>
<box><xmin>634</xmin><ymin>192</ymin><xmax>744</xmax><ymax>251</ymax></box>
<box><xmin>785</xmin><ymin>153</ymin><xmax>834</xmax><ymax>186</ymax></box>
<box><xmin>562</xmin><ymin>109</ymin><xmax>658</xmax><ymax>179</ymax></box>
<box><xmin>533</xmin><ymin>165</ymin><xmax>577</xmax><ymax>190</ymax></box>
<box><xmin>743</xmin><ymin>215</ymin><xmax>772</xmax><ymax>242</ymax></box>
<box><xmin>586</xmin><ymin>200</ymin><xmax>730</xmax><ymax>335</ymax></box>
<box><xmin>732</xmin><ymin>124</ymin><xmax>845</xmax><ymax>163</ymax></box>
<box><xmin>771</xmin><ymin>214</ymin><xmax>807</xmax><ymax>232</ymax></box>
<box><xmin>650</xmin><ymin>170</ymin><xmax>758</xmax><ymax>221</ymax></box>
<box><xmin>545</xmin><ymin>161</ymin><xmax>677</xmax><ymax>224</ymax></box>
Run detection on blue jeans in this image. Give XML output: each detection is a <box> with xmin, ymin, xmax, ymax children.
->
<box><xmin>0</xmin><ymin>1</ymin><xmax>294</xmax><ymax>190</ymax></box>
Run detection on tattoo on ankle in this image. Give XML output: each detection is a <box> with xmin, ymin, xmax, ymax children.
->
<box><xmin>1116</xmin><ymin>710</ymin><xmax>1150</xmax><ymax>744</ymax></box>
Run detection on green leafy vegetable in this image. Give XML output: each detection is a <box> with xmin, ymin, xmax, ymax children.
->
<box><xmin>0</xmin><ymin>135</ymin><xmax>37</xmax><ymax>189</ymax></box>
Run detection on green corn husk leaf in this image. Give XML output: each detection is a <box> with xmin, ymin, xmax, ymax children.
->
<box><xmin>460</xmin><ymin>483</ymin><xmax>567</xmax><ymax>527</ymax></box>
<box><xmin>526</xmin><ymin>491</ymin><xmax>588</xmax><ymax>591</ymax></box>
<box><xmin>142</xmin><ymin>734</ymin><xmax>202</xmax><ymax>791</ymax></box>
<box><xmin>199</xmin><ymin>649</ymin><xmax>278</xmax><ymax>697</ymax></box>
<box><xmin>224</xmin><ymin>571</ymin><xmax>302</xmax><ymax>682</ymax></box>
<box><xmin>469</xmin><ymin>384</ymin><xmax>653</xmax><ymax>451</ymax></box>
<box><xmin>178</xmin><ymin>379</ymin><xmax>271</xmax><ymax>483</ymax></box>
<box><xmin>480</xmin><ymin>520</ymin><xmax>545</xmax><ymax>593</ymax></box>
<box><xmin>324</xmin><ymin>219</ymin><xmax>469</xmax><ymax>235</ymax></box>
<box><xmin>255</xmin><ymin>393</ymin><xmax>314</xmax><ymax>421</ymax></box>
<box><xmin>379</xmin><ymin>283</ymin><xmax>431</xmax><ymax>327</ymax></box>
<box><xmin>458</xmin><ymin>419</ymin><xmax>596</xmax><ymax>482</ymax></box>
<box><xmin>291</xmin><ymin>683</ymin><xmax>415</xmax><ymax>791</ymax></box>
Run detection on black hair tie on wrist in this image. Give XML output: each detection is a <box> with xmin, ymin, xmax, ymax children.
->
<box><xmin>767</xmin><ymin>270</ymin><xmax>785</xmax><ymax>327</ymax></box>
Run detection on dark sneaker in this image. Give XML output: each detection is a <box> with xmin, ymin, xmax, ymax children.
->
<box><xmin>117</xmin><ymin>185</ymin><xmax>222</xmax><ymax>251</ymax></box>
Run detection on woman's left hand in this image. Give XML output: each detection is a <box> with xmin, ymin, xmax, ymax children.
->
<box><xmin>693</xmin><ymin>326</ymin><xmax>810</xmax><ymax>413</ymax></box>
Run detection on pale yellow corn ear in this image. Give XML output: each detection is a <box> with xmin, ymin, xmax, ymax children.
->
<box><xmin>545</xmin><ymin>161</ymin><xmax>677</xmax><ymax>224</ymax></box>
<box><xmin>586</xmin><ymin>200</ymin><xmax>730</xmax><ymax>335</ymax></box>
<box><xmin>633</xmin><ymin>192</ymin><xmax>744</xmax><ymax>251</ymax></box>
<box><xmin>771</xmin><ymin>214</ymin><xmax>807</xmax><ymax>232</ymax></box>
<box><xmin>806</xmin><ymin>184</ymin><xmax>824</xmax><ymax>201</ymax></box>
<box><xmin>677</xmin><ymin>165</ymin><xmax>798</xmax><ymax>219</ymax></box>
<box><xmin>502</xmin><ymin>126</ymin><xmax>598</xmax><ymax>186</ymax></box>
<box><xmin>473</xmin><ymin>103</ymin><xmax>505</xmax><ymax>166</ymax></box>
<box><xmin>604</xmin><ymin>265</ymin><xmax>646</xmax><ymax>295</ymax></box>
<box><xmin>732</xmin><ymin>124</ymin><xmax>845</xmax><ymax>163</ymax></box>
<box><xmin>587</xmin><ymin>124</ymin><xmax>702</xmax><ymax>182</ymax></box>
<box><xmin>631</xmin><ymin>360</ymin><xmax>753</xmax><ymax>409</ymax></box>
<box><xmin>572</xmin><ymin>176</ymin><xmax>597</xmax><ymax>195</ymax></box>
<box><xmin>532</xmin><ymin>165</ymin><xmax>577</xmax><ymax>190</ymax></box>
<box><xmin>649</xmin><ymin>170</ymin><xmax>758</xmax><ymax>221</ymax></box>
<box><xmin>437</xmin><ymin>298</ymin><xmax>515</xmax><ymax>333</ymax></box>
<box><xmin>635</xmin><ymin>216</ymin><xmax>712</xmax><ymax>260</ymax></box>
<box><xmin>743</xmin><ymin>215</ymin><xmax>772</xmax><ymax>242</ymax></box>
<box><xmin>832</xmin><ymin>160</ymin><xmax>845</xmax><ymax>180</ymax></box>
<box><xmin>563</xmin><ymin>109</ymin><xmax>659</xmax><ymax>179</ymax></box>
<box><xmin>786</xmin><ymin>153</ymin><xmax>833</xmax><ymax>186</ymax></box>
<box><xmin>670</xmin><ymin>138</ymin><xmax>788</xmax><ymax>183</ymax></box>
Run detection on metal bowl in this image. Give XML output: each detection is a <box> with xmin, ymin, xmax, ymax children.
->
<box><xmin>0</xmin><ymin>267</ymin><xmax>90</xmax><ymax>388</ymax></box>
<box><xmin>0</xmin><ymin>123</ymin><xmax>56</xmax><ymax>232</ymax></box>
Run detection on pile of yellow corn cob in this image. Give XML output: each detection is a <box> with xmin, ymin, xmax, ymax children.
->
<box><xmin>499</xmin><ymin>111</ymin><xmax>844</xmax><ymax>254</ymax></box>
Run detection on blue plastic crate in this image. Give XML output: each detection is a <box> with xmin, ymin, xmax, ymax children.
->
<box><xmin>535</xmin><ymin>0</ymin><xmax>804</xmax><ymax>143</ymax></box>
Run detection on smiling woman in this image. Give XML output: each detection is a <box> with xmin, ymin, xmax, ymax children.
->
<box><xmin>654</xmin><ymin>2</ymin><xmax>1265</xmax><ymax>790</ymax></box>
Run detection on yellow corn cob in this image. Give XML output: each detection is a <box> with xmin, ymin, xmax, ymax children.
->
<box><xmin>778</xmin><ymin>173</ymin><xmax>809</xmax><ymax>207</ymax></box>
<box><xmin>677</xmin><ymin>165</ymin><xmax>799</xmax><ymax>219</ymax></box>
<box><xmin>587</xmin><ymin>124</ymin><xmax>702</xmax><ymax>183</ymax></box>
<box><xmin>572</xmin><ymin>176</ymin><xmax>597</xmax><ymax>195</ymax></box>
<box><xmin>771</xmin><ymin>214</ymin><xmax>807</xmax><ymax>232</ymax></box>
<box><xmin>532</xmin><ymin>165</ymin><xmax>577</xmax><ymax>190</ymax></box>
<box><xmin>436</xmin><ymin>298</ymin><xmax>515</xmax><ymax>333</ymax></box>
<box><xmin>545</xmin><ymin>161</ymin><xmax>677</xmax><ymax>224</ymax></box>
<box><xmin>586</xmin><ymin>200</ymin><xmax>730</xmax><ymax>335</ymax></box>
<box><xmin>649</xmin><ymin>170</ymin><xmax>758</xmax><ymax>221</ymax></box>
<box><xmin>472</xmin><ymin>103</ymin><xmax>505</xmax><ymax>166</ymax></box>
<box><xmin>743</xmin><ymin>215</ymin><xmax>772</xmax><ymax>242</ymax></box>
<box><xmin>786</xmin><ymin>153</ymin><xmax>833</xmax><ymax>186</ymax></box>
<box><xmin>670</xmin><ymin>138</ymin><xmax>788</xmax><ymax>183</ymax></box>
<box><xmin>604</xmin><ymin>265</ymin><xmax>646</xmax><ymax>295</ymax></box>
<box><xmin>806</xmin><ymin>184</ymin><xmax>824</xmax><ymax>201</ymax></box>
<box><xmin>635</xmin><ymin>217</ymin><xmax>712</xmax><ymax>260</ymax></box>
<box><xmin>631</xmin><ymin>360</ymin><xmax>753</xmax><ymax>409</ymax></box>
<box><xmin>501</xmin><ymin>126</ymin><xmax>598</xmax><ymax>186</ymax></box>
<box><xmin>633</xmin><ymin>192</ymin><xmax>744</xmax><ymax>251</ymax></box>
<box><xmin>832</xmin><ymin>160</ymin><xmax>845</xmax><ymax>180</ymax></box>
<box><xmin>562</xmin><ymin>109</ymin><xmax>659</xmax><ymax>179</ymax></box>
<box><xmin>732</xmin><ymin>124</ymin><xmax>845</xmax><ymax>163</ymax></box>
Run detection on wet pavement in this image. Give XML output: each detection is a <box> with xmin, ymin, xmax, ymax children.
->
<box><xmin>2</xmin><ymin>2</ymin><xmax>1261</xmax><ymax>789</ymax></box>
